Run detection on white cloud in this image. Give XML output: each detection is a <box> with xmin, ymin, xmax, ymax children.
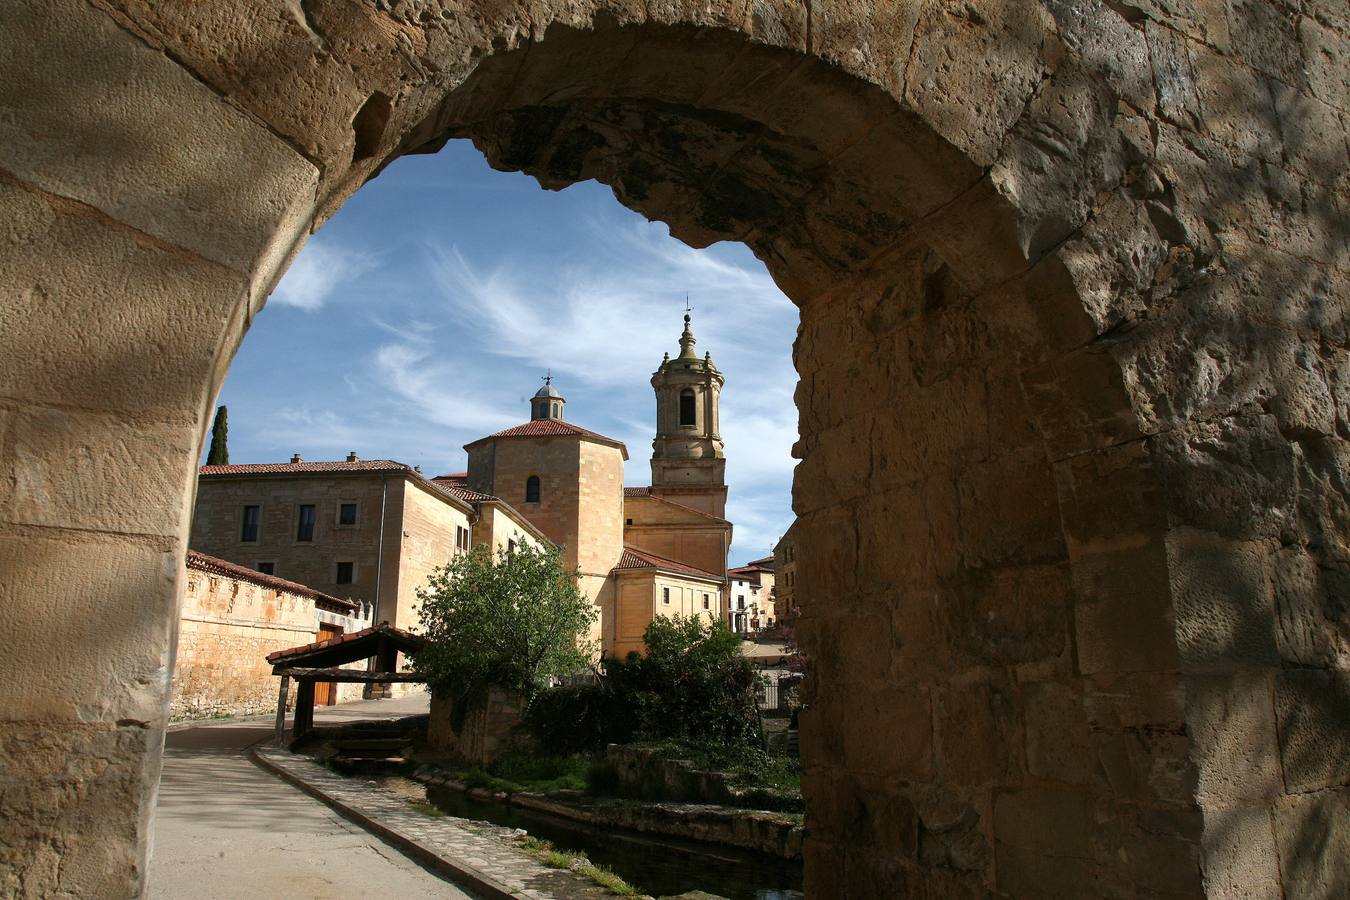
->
<box><xmin>271</xmin><ymin>236</ymin><xmax>378</xmax><ymax>311</ymax></box>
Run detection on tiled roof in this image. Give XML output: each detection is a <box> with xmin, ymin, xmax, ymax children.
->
<box><xmin>200</xmin><ymin>459</ymin><xmax>413</xmax><ymax>476</ymax></box>
<box><xmin>623</xmin><ymin>487</ymin><xmax>729</xmax><ymax>523</ymax></box>
<box><xmin>430</xmin><ymin>476</ymin><xmax>496</xmax><ymax>504</ymax></box>
<box><xmin>472</xmin><ymin>419</ymin><xmax>628</xmax><ymax>454</ymax></box>
<box><xmin>746</xmin><ymin>555</ymin><xmax>776</xmax><ymax>569</ymax></box>
<box><xmin>186</xmin><ymin>551</ymin><xmax>357</xmax><ymax>613</ymax></box>
<box><xmin>266</xmin><ymin>621</ymin><xmax>424</xmax><ymax>665</ymax></box>
<box><xmin>613</xmin><ymin>545</ymin><xmax>724</xmax><ymax>581</ymax></box>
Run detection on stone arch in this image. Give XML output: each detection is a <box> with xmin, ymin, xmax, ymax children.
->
<box><xmin>2</xmin><ymin>2</ymin><xmax>1346</xmax><ymax>898</ymax></box>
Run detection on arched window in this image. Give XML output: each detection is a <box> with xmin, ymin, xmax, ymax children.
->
<box><xmin>679</xmin><ymin>388</ymin><xmax>696</xmax><ymax>426</ymax></box>
<box><xmin>525</xmin><ymin>475</ymin><xmax>541</xmax><ymax>503</ymax></box>
<box><xmin>552</xmin><ymin>401</ymin><xmax>559</xmax><ymax>417</ymax></box>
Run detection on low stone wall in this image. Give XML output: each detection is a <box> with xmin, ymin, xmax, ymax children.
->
<box><xmin>172</xmin><ymin>558</ymin><xmax>364</xmax><ymax>719</ymax></box>
<box><xmin>604</xmin><ymin>744</ymin><xmax>732</xmax><ymax>804</ymax></box>
<box><xmin>427</xmin><ymin>687</ymin><xmax>530</xmax><ymax>766</ymax></box>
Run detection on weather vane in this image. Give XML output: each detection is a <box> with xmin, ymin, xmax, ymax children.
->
<box><xmin>685</xmin><ymin>295</ymin><xmax>693</xmax><ymax>314</ymax></box>
<box><xmin>542</xmin><ymin>368</ymin><xmax>552</xmax><ymax>386</ymax></box>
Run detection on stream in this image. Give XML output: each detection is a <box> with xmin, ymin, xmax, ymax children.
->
<box><xmin>413</xmin><ymin>781</ymin><xmax>804</xmax><ymax>899</ymax></box>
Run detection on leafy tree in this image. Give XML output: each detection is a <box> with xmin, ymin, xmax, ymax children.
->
<box><xmin>206</xmin><ymin>405</ymin><xmax>229</xmax><ymax>465</ymax></box>
<box><xmin>414</xmin><ymin>543</ymin><xmax>596</xmax><ymax>706</ymax></box>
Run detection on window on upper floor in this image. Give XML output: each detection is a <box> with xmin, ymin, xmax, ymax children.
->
<box><xmin>508</xmin><ymin>539</ymin><xmax>517</xmax><ymax>558</ymax></box>
<box><xmin>335</xmin><ymin>561</ymin><xmax>354</xmax><ymax>584</ymax></box>
<box><xmin>679</xmin><ymin>388</ymin><xmax>696</xmax><ymax>426</ymax></box>
<box><xmin>240</xmin><ymin>505</ymin><xmax>260</xmax><ymax>542</ymax></box>
<box><xmin>525</xmin><ymin>475</ymin><xmax>541</xmax><ymax>503</ymax></box>
<box><xmin>663</xmin><ymin>587</ymin><xmax>670</xmax><ymax>605</ymax></box>
<box><xmin>338</xmin><ymin>502</ymin><xmax>358</xmax><ymax>525</ymax></box>
<box><xmin>257</xmin><ymin>561</ymin><xmax>274</xmax><ymax>575</ymax></box>
<box><xmin>703</xmin><ymin>593</ymin><xmax>710</xmax><ymax>610</ymax></box>
<box><xmin>738</xmin><ymin>594</ymin><xmax>745</xmax><ymax>609</ymax></box>
<box><xmin>296</xmin><ymin>504</ymin><xmax>316</xmax><ymax>542</ymax></box>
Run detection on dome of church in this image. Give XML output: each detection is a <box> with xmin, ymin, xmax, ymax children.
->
<box><xmin>534</xmin><ymin>381</ymin><xmax>563</xmax><ymax>399</ymax></box>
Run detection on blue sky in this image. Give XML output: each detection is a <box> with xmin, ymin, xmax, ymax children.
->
<box><xmin>215</xmin><ymin>140</ymin><xmax>799</xmax><ymax>566</ymax></box>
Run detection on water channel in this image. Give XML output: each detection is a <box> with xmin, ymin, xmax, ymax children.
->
<box><xmin>418</xmin><ymin>783</ymin><xmax>804</xmax><ymax>899</ymax></box>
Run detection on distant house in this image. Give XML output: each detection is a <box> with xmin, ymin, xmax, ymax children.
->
<box><xmin>728</xmin><ymin>556</ymin><xmax>777</xmax><ymax>633</ymax></box>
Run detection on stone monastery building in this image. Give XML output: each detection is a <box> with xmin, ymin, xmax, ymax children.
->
<box><xmin>191</xmin><ymin>313</ymin><xmax>732</xmax><ymax>658</ymax></box>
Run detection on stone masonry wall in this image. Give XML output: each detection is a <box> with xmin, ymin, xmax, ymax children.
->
<box><xmin>173</xmin><ymin>567</ymin><xmax>363</xmax><ymax>718</ymax></box>
<box><xmin>0</xmin><ymin>1</ymin><xmax>1345</xmax><ymax>897</ymax></box>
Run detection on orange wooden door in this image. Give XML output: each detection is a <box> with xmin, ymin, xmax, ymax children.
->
<box><xmin>313</xmin><ymin>623</ymin><xmax>343</xmax><ymax>706</ymax></box>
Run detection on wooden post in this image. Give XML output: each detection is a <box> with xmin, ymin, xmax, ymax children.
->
<box><xmin>294</xmin><ymin>679</ymin><xmax>315</xmax><ymax>738</ymax></box>
<box><xmin>273</xmin><ymin>673</ymin><xmax>290</xmax><ymax>746</ymax></box>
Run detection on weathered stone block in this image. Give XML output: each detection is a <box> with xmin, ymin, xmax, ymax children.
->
<box><xmin>1274</xmin><ymin>788</ymin><xmax>1350</xmax><ymax>898</ymax></box>
<box><xmin>1024</xmin><ymin>681</ymin><xmax>1097</xmax><ymax>785</ymax></box>
<box><xmin>1185</xmin><ymin>671</ymin><xmax>1283</xmax><ymax>805</ymax></box>
<box><xmin>0</xmin><ymin>0</ymin><xmax>317</xmax><ymax>274</ymax></box>
<box><xmin>1275</xmin><ymin>669</ymin><xmax>1350</xmax><ymax>794</ymax></box>
<box><xmin>1270</xmin><ymin>546</ymin><xmax>1350</xmax><ymax>668</ymax></box>
<box><xmin>1166</xmin><ymin>529</ymin><xmax>1279</xmax><ymax>671</ymax></box>
<box><xmin>1071</xmin><ymin>536</ymin><xmax>1181</xmax><ymax>675</ymax></box>
<box><xmin>1200</xmin><ymin>802</ymin><xmax>1282</xmax><ymax>900</ymax></box>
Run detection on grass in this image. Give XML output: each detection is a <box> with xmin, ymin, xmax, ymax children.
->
<box><xmin>452</xmin><ymin>752</ymin><xmax>593</xmax><ymax>796</ymax></box>
<box><xmin>407</xmin><ymin>800</ymin><xmax>447</xmax><ymax>818</ymax></box>
<box><xmin>513</xmin><ymin>835</ymin><xmax>643</xmax><ymax>896</ymax></box>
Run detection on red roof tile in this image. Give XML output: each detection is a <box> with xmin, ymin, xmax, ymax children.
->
<box><xmin>186</xmin><ymin>551</ymin><xmax>357</xmax><ymax>613</ymax></box>
<box><xmin>623</xmin><ymin>486</ymin><xmax>651</xmax><ymax>497</ymax></box>
<box><xmin>470</xmin><ymin>420</ymin><xmax>628</xmax><ymax>455</ymax></box>
<box><xmin>430</xmin><ymin>476</ymin><xmax>496</xmax><ymax>504</ymax></box>
<box><xmin>746</xmin><ymin>555</ymin><xmax>776</xmax><ymax>569</ymax></box>
<box><xmin>265</xmin><ymin>621</ymin><xmax>424</xmax><ymax>665</ymax></box>
<box><xmin>613</xmin><ymin>545</ymin><xmax>724</xmax><ymax>581</ymax></box>
<box><xmin>200</xmin><ymin>459</ymin><xmax>413</xmax><ymax>477</ymax></box>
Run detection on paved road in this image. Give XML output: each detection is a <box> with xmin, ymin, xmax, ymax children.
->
<box><xmin>148</xmin><ymin>695</ymin><xmax>473</xmax><ymax>899</ymax></box>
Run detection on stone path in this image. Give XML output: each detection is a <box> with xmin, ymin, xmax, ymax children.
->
<box><xmin>151</xmin><ymin>695</ymin><xmax>613</xmax><ymax>900</ymax></box>
<box><xmin>149</xmin><ymin>698</ymin><xmax>476</xmax><ymax>899</ymax></box>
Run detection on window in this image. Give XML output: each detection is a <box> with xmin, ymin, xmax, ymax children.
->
<box><xmin>508</xmin><ymin>539</ymin><xmax>517</xmax><ymax>558</ymax></box>
<box><xmin>338</xmin><ymin>502</ymin><xmax>357</xmax><ymax>525</ymax></box>
<box><xmin>703</xmin><ymin>593</ymin><xmax>710</xmax><ymax>610</ymax></box>
<box><xmin>257</xmin><ymin>562</ymin><xmax>274</xmax><ymax>575</ymax></box>
<box><xmin>525</xmin><ymin>475</ymin><xmax>541</xmax><ymax>503</ymax></box>
<box><xmin>335</xmin><ymin>562</ymin><xmax>354</xmax><ymax>584</ymax></box>
<box><xmin>552</xmin><ymin>401</ymin><xmax>560</xmax><ymax>417</ymax></box>
<box><xmin>454</xmin><ymin>525</ymin><xmax>469</xmax><ymax>555</ymax></box>
<box><xmin>625</xmin><ymin>518</ymin><xmax>633</xmax><ymax>526</ymax></box>
<box><xmin>679</xmin><ymin>388</ymin><xmax>696</xmax><ymax>426</ymax></box>
<box><xmin>240</xmin><ymin>505</ymin><xmax>260</xmax><ymax>542</ymax></box>
<box><xmin>738</xmin><ymin>594</ymin><xmax>745</xmax><ymax>609</ymax></box>
<box><xmin>663</xmin><ymin>587</ymin><xmax>670</xmax><ymax>605</ymax></box>
<box><xmin>296</xmin><ymin>504</ymin><xmax>316</xmax><ymax>541</ymax></box>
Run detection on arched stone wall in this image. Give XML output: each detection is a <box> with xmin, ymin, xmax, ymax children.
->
<box><xmin>1</xmin><ymin>1</ymin><xmax>1346</xmax><ymax>897</ymax></box>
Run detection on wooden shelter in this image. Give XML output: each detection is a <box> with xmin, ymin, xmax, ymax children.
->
<box><xmin>266</xmin><ymin>622</ymin><xmax>426</xmax><ymax>744</ymax></box>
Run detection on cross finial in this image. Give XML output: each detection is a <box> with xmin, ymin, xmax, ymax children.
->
<box><xmin>542</xmin><ymin>368</ymin><xmax>552</xmax><ymax>386</ymax></box>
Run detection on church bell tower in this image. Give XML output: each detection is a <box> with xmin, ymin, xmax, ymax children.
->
<box><xmin>649</xmin><ymin>309</ymin><xmax>727</xmax><ymax>518</ymax></box>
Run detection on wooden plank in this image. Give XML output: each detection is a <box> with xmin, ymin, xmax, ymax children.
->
<box><xmin>273</xmin><ymin>667</ymin><xmax>426</xmax><ymax>683</ymax></box>
<box><xmin>273</xmin><ymin>673</ymin><xmax>290</xmax><ymax>746</ymax></box>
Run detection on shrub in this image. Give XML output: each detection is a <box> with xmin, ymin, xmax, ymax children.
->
<box><xmin>414</xmin><ymin>543</ymin><xmax>596</xmax><ymax>722</ymax></box>
<box><xmin>524</xmin><ymin>615</ymin><xmax>762</xmax><ymax>754</ymax></box>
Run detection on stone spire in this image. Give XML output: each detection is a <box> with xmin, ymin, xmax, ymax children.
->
<box><xmin>678</xmin><ymin>311</ymin><xmax>698</xmax><ymax>359</ymax></box>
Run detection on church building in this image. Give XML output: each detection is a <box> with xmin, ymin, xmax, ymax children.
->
<box><xmin>439</xmin><ymin>312</ymin><xmax>732</xmax><ymax>657</ymax></box>
<box><xmin>188</xmin><ymin>313</ymin><xmax>732</xmax><ymax>660</ymax></box>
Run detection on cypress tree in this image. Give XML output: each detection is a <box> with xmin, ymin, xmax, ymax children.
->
<box><xmin>206</xmin><ymin>405</ymin><xmax>229</xmax><ymax>465</ymax></box>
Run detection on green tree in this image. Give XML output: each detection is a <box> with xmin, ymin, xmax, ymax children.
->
<box><xmin>206</xmin><ymin>405</ymin><xmax>229</xmax><ymax>465</ymax></box>
<box><xmin>414</xmin><ymin>543</ymin><xmax>596</xmax><ymax>703</ymax></box>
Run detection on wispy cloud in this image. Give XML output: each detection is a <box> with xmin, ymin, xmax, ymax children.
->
<box><xmin>272</xmin><ymin>235</ymin><xmax>378</xmax><ymax>311</ymax></box>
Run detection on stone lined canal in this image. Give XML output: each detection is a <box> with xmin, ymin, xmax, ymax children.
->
<box><xmin>422</xmin><ymin>785</ymin><xmax>804</xmax><ymax>899</ymax></box>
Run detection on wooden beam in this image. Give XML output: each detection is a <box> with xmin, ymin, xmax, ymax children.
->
<box><xmin>273</xmin><ymin>673</ymin><xmax>290</xmax><ymax>746</ymax></box>
<box><xmin>274</xmin><ymin>667</ymin><xmax>425</xmax><ymax>683</ymax></box>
